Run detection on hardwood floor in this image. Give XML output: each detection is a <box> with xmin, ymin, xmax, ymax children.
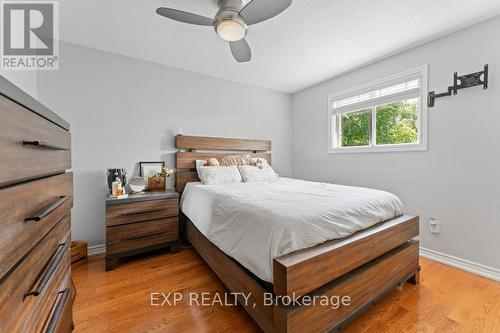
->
<box><xmin>72</xmin><ymin>248</ymin><xmax>500</xmax><ymax>333</ymax></box>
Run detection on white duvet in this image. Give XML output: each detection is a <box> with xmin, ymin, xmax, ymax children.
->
<box><xmin>181</xmin><ymin>178</ymin><xmax>403</xmax><ymax>283</ymax></box>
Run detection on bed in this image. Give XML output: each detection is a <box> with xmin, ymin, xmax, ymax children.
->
<box><xmin>175</xmin><ymin>135</ymin><xmax>419</xmax><ymax>333</ymax></box>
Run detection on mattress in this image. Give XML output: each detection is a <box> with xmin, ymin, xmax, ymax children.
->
<box><xmin>180</xmin><ymin>177</ymin><xmax>403</xmax><ymax>283</ymax></box>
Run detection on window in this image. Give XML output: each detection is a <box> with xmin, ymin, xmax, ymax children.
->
<box><xmin>328</xmin><ymin>65</ymin><xmax>427</xmax><ymax>153</ymax></box>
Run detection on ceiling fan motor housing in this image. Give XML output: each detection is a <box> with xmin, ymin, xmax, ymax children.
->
<box><xmin>218</xmin><ymin>0</ymin><xmax>245</xmax><ymax>13</ymax></box>
<box><xmin>214</xmin><ymin>0</ymin><xmax>248</xmax><ymax>41</ymax></box>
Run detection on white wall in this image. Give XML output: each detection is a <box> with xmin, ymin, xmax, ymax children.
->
<box><xmin>36</xmin><ymin>42</ymin><xmax>292</xmax><ymax>246</ymax></box>
<box><xmin>0</xmin><ymin>70</ymin><xmax>37</xmax><ymax>98</ymax></box>
<box><xmin>292</xmin><ymin>16</ymin><xmax>500</xmax><ymax>269</ymax></box>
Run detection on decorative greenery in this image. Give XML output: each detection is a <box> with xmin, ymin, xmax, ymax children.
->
<box><xmin>156</xmin><ymin>167</ymin><xmax>174</xmax><ymax>178</ymax></box>
<box><xmin>340</xmin><ymin>100</ymin><xmax>418</xmax><ymax>147</ymax></box>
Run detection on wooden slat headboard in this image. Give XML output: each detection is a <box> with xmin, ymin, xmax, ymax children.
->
<box><xmin>175</xmin><ymin>135</ymin><xmax>271</xmax><ymax>192</ymax></box>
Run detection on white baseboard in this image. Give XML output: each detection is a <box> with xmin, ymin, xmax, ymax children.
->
<box><xmin>88</xmin><ymin>244</ymin><xmax>106</xmax><ymax>256</ymax></box>
<box><xmin>420</xmin><ymin>247</ymin><xmax>500</xmax><ymax>282</ymax></box>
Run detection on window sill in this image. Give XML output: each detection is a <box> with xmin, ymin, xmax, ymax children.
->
<box><xmin>328</xmin><ymin>144</ymin><xmax>427</xmax><ymax>154</ymax></box>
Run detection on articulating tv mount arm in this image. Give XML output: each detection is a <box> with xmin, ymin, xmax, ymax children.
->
<box><xmin>428</xmin><ymin>64</ymin><xmax>488</xmax><ymax>107</ymax></box>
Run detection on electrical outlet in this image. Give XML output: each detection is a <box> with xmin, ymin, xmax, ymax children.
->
<box><xmin>429</xmin><ymin>218</ymin><xmax>440</xmax><ymax>234</ymax></box>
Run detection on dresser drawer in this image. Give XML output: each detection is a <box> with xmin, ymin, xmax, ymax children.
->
<box><xmin>107</xmin><ymin>217</ymin><xmax>179</xmax><ymax>255</ymax></box>
<box><xmin>106</xmin><ymin>198</ymin><xmax>178</xmax><ymax>227</ymax></box>
<box><xmin>29</xmin><ymin>271</ymin><xmax>74</xmax><ymax>333</ymax></box>
<box><xmin>40</xmin><ymin>282</ymin><xmax>74</xmax><ymax>333</ymax></box>
<box><xmin>0</xmin><ymin>215</ymin><xmax>71</xmax><ymax>333</ymax></box>
<box><xmin>0</xmin><ymin>173</ymin><xmax>73</xmax><ymax>280</ymax></box>
<box><xmin>0</xmin><ymin>95</ymin><xmax>71</xmax><ymax>188</ymax></box>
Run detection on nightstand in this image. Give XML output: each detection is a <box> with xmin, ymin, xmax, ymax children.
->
<box><xmin>105</xmin><ymin>190</ymin><xmax>180</xmax><ymax>271</ymax></box>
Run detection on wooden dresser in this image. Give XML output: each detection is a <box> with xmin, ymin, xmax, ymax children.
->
<box><xmin>105</xmin><ymin>190</ymin><xmax>180</xmax><ymax>271</ymax></box>
<box><xmin>0</xmin><ymin>77</ymin><xmax>75</xmax><ymax>333</ymax></box>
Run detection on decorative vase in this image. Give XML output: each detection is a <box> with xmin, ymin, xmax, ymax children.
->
<box><xmin>106</xmin><ymin>168</ymin><xmax>127</xmax><ymax>194</ymax></box>
<box><xmin>147</xmin><ymin>175</ymin><xmax>166</xmax><ymax>191</ymax></box>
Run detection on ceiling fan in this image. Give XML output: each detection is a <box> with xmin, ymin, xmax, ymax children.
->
<box><xmin>156</xmin><ymin>0</ymin><xmax>292</xmax><ymax>63</ymax></box>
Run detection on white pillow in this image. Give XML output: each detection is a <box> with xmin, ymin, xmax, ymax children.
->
<box><xmin>238</xmin><ymin>159</ymin><xmax>278</xmax><ymax>182</ymax></box>
<box><xmin>196</xmin><ymin>160</ymin><xmax>242</xmax><ymax>185</ymax></box>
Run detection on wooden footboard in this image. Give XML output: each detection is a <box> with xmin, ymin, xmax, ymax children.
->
<box><xmin>186</xmin><ymin>217</ymin><xmax>420</xmax><ymax>333</ymax></box>
<box><xmin>273</xmin><ymin>215</ymin><xmax>419</xmax><ymax>297</ymax></box>
<box><xmin>273</xmin><ymin>241</ymin><xmax>419</xmax><ymax>333</ymax></box>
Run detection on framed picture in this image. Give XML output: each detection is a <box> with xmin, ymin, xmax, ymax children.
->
<box><xmin>139</xmin><ymin>161</ymin><xmax>165</xmax><ymax>189</ymax></box>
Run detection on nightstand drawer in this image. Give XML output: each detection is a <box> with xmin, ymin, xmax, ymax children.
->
<box><xmin>106</xmin><ymin>217</ymin><xmax>178</xmax><ymax>255</ymax></box>
<box><xmin>106</xmin><ymin>198</ymin><xmax>178</xmax><ymax>227</ymax></box>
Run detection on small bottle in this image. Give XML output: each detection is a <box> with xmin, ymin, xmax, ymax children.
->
<box><xmin>112</xmin><ymin>177</ymin><xmax>122</xmax><ymax>197</ymax></box>
<box><xmin>116</xmin><ymin>178</ymin><xmax>123</xmax><ymax>196</ymax></box>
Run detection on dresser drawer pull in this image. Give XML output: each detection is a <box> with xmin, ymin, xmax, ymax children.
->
<box><xmin>25</xmin><ymin>196</ymin><xmax>70</xmax><ymax>222</ymax></box>
<box><xmin>24</xmin><ymin>242</ymin><xmax>68</xmax><ymax>298</ymax></box>
<box><xmin>44</xmin><ymin>288</ymin><xmax>70</xmax><ymax>333</ymax></box>
<box><xmin>123</xmin><ymin>231</ymin><xmax>166</xmax><ymax>241</ymax></box>
<box><xmin>22</xmin><ymin>140</ymin><xmax>70</xmax><ymax>151</ymax></box>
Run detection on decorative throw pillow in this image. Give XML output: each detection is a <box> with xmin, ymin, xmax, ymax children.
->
<box><xmin>218</xmin><ymin>154</ymin><xmax>252</xmax><ymax>166</ymax></box>
<box><xmin>195</xmin><ymin>160</ymin><xmax>242</xmax><ymax>185</ymax></box>
<box><xmin>217</xmin><ymin>155</ymin><xmax>238</xmax><ymax>166</ymax></box>
<box><xmin>236</xmin><ymin>154</ymin><xmax>252</xmax><ymax>165</ymax></box>
<box><xmin>238</xmin><ymin>159</ymin><xmax>278</xmax><ymax>182</ymax></box>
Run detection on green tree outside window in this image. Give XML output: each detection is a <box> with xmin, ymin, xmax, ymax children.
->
<box><xmin>376</xmin><ymin>99</ymin><xmax>418</xmax><ymax>145</ymax></box>
<box><xmin>341</xmin><ymin>110</ymin><xmax>370</xmax><ymax>147</ymax></box>
<box><xmin>340</xmin><ymin>99</ymin><xmax>418</xmax><ymax>147</ymax></box>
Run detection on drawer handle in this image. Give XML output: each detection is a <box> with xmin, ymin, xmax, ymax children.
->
<box><xmin>44</xmin><ymin>288</ymin><xmax>70</xmax><ymax>333</ymax></box>
<box><xmin>24</xmin><ymin>242</ymin><xmax>68</xmax><ymax>298</ymax></box>
<box><xmin>22</xmin><ymin>140</ymin><xmax>70</xmax><ymax>151</ymax></box>
<box><xmin>25</xmin><ymin>196</ymin><xmax>70</xmax><ymax>222</ymax></box>
<box><xmin>123</xmin><ymin>231</ymin><xmax>166</xmax><ymax>241</ymax></box>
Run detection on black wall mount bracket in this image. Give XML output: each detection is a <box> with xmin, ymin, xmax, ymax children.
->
<box><xmin>428</xmin><ymin>64</ymin><xmax>488</xmax><ymax>107</ymax></box>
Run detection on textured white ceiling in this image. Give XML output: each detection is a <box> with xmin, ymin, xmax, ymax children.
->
<box><xmin>59</xmin><ymin>0</ymin><xmax>500</xmax><ymax>93</ymax></box>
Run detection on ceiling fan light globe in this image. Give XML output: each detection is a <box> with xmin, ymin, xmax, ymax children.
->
<box><xmin>216</xmin><ymin>19</ymin><xmax>246</xmax><ymax>42</ymax></box>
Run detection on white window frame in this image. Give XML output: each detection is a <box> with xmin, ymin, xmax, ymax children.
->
<box><xmin>328</xmin><ymin>65</ymin><xmax>428</xmax><ymax>154</ymax></box>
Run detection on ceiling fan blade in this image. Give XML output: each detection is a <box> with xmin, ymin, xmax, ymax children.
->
<box><xmin>156</xmin><ymin>7</ymin><xmax>214</xmax><ymax>26</ymax></box>
<box><xmin>239</xmin><ymin>0</ymin><xmax>292</xmax><ymax>25</ymax></box>
<box><xmin>229</xmin><ymin>39</ymin><xmax>252</xmax><ymax>63</ymax></box>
